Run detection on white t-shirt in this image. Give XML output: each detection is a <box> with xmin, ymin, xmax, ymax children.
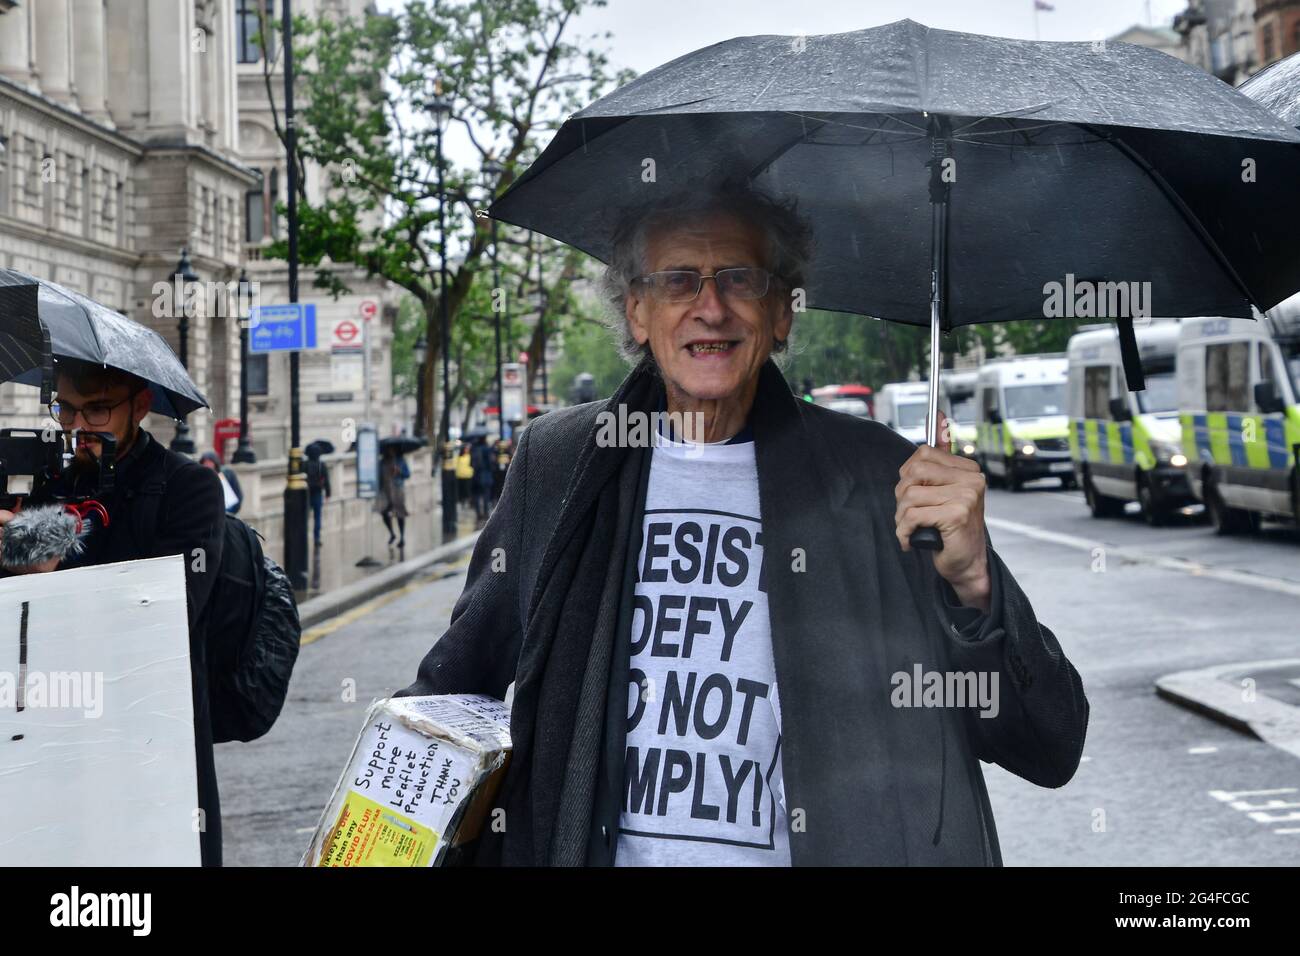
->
<box><xmin>615</xmin><ymin>427</ymin><xmax>791</xmax><ymax>866</ymax></box>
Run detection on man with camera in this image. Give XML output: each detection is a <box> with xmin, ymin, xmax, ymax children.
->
<box><xmin>0</xmin><ymin>357</ymin><xmax>228</xmax><ymax>865</ymax></box>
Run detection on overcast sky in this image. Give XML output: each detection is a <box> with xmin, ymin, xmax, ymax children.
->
<box><xmin>567</xmin><ymin>0</ymin><xmax>1189</xmax><ymax>76</ymax></box>
<box><xmin>375</xmin><ymin>0</ymin><xmax>1191</xmax><ymax>78</ymax></box>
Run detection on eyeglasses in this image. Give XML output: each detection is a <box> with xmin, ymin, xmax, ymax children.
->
<box><xmin>49</xmin><ymin>390</ymin><xmax>139</xmax><ymax>428</ymax></box>
<box><xmin>632</xmin><ymin>267</ymin><xmax>775</xmax><ymax>303</ymax></box>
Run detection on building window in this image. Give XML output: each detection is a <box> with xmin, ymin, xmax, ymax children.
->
<box><xmin>245</xmin><ymin>186</ymin><xmax>265</xmax><ymax>242</ymax></box>
<box><xmin>236</xmin><ymin>0</ymin><xmax>274</xmax><ymax>64</ymax></box>
<box><xmin>247</xmin><ymin>353</ymin><xmax>269</xmax><ymax>395</ymax></box>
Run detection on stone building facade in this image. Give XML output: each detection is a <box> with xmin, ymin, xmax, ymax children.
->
<box><xmin>0</xmin><ymin>0</ymin><xmax>402</xmax><ymax>463</ymax></box>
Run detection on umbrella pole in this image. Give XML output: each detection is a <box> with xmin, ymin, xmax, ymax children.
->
<box><xmin>910</xmin><ymin>116</ymin><xmax>950</xmax><ymax>552</ymax></box>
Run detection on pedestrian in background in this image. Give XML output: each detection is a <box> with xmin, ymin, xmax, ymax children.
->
<box><xmin>305</xmin><ymin>446</ymin><xmax>332</xmax><ymax>547</ymax></box>
<box><xmin>200</xmin><ymin>450</ymin><xmax>243</xmax><ymax>514</ymax></box>
<box><xmin>456</xmin><ymin>442</ymin><xmax>474</xmax><ymax>512</ymax></box>
<box><xmin>471</xmin><ymin>435</ymin><xmax>494</xmax><ymax>521</ymax></box>
<box><xmin>375</xmin><ymin>447</ymin><xmax>409</xmax><ymax>548</ymax></box>
<box><xmin>492</xmin><ymin>437</ymin><xmax>512</xmax><ymax>503</ymax></box>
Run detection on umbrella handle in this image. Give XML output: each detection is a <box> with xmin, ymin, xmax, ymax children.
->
<box><xmin>909</xmin><ymin>525</ymin><xmax>943</xmax><ymax>550</ymax></box>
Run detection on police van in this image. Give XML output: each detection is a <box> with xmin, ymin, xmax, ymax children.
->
<box><xmin>1067</xmin><ymin>321</ymin><xmax>1192</xmax><ymax>524</ymax></box>
<box><xmin>876</xmin><ymin>381</ymin><xmax>930</xmax><ymax>444</ymax></box>
<box><xmin>941</xmin><ymin>369</ymin><xmax>979</xmax><ymax>461</ymax></box>
<box><xmin>1175</xmin><ymin>295</ymin><xmax>1300</xmax><ymax>534</ymax></box>
<box><xmin>975</xmin><ymin>355</ymin><xmax>1072</xmax><ymax>490</ymax></box>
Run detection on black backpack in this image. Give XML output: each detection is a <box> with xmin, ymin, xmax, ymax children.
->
<box><xmin>131</xmin><ymin>454</ymin><xmax>302</xmax><ymax>744</ymax></box>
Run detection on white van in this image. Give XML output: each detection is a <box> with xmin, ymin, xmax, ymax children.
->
<box><xmin>941</xmin><ymin>369</ymin><xmax>979</xmax><ymax>460</ymax></box>
<box><xmin>1066</xmin><ymin>321</ymin><xmax>1191</xmax><ymax>523</ymax></box>
<box><xmin>875</xmin><ymin>382</ymin><xmax>930</xmax><ymax>444</ymax></box>
<box><xmin>1175</xmin><ymin>295</ymin><xmax>1300</xmax><ymax>534</ymax></box>
<box><xmin>975</xmin><ymin>356</ymin><xmax>1071</xmax><ymax>490</ymax></box>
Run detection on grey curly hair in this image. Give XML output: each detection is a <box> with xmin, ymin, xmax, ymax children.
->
<box><xmin>598</xmin><ymin>181</ymin><xmax>813</xmax><ymax>364</ymax></box>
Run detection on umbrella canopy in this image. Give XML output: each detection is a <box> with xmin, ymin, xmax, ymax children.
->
<box><xmin>491</xmin><ymin>19</ymin><xmax>1300</xmax><ymax>327</ymax></box>
<box><xmin>492</xmin><ymin>19</ymin><xmax>1300</xmax><ymax>550</ymax></box>
<box><xmin>379</xmin><ymin>435</ymin><xmax>426</xmax><ymax>455</ymax></box>
<box><xmin>0</xmin><ymin>268</ymin><xmax>209</xmax><ymax>418</ymax></box>
<box><xmin>305</xmin><ymin>439</ymin><xmax>336</xmax><ymax>458</ymax></box>
<box><xmin>1240</xmin><ymin>50</ymin><xmax>1300</xmax><ymax>129</ymax></box>
<box><xmin>0</xmin><ymin>279</ymin><xmax>54</xmax><ymax>402</ymax></box>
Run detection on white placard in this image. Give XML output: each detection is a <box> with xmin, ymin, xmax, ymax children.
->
<box><xmin>0</xmin><ymin>555</ymin><xmax>199</xmax><ymax>866</ymax></box>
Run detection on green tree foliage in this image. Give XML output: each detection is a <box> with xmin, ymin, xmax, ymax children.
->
<box><xmin>551</xmin><ymin>317</ymin><xmax>633</xmax><ymax>402</ymax></box>
<box><xmin>256</xmin><ymin>0</ymin><xmax>629</xmax><ymax>441</ymax></box>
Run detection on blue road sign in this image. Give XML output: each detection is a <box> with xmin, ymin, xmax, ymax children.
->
<box><xmin>249</xmin><ymin>303</ymin><xmax>317</xmax><ymax>353</ymax></box>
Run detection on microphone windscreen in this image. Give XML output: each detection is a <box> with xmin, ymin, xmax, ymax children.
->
<box><xmin>1</xmin><ymin>505</ymin><xmax>87</xmax><ymax>569</ymax></box>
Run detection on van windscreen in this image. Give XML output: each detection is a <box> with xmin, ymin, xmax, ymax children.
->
<box><xmin>1004</xmin><ymin>383</ymin><xmax>1065</xmax><ymax>418</ymax></box>
<box><xmin>1134</xmin><ymin>371</ymin><xmax>1178</xmax><ymax>413</ymax></box>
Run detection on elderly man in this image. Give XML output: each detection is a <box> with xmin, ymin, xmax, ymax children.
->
<box><xmin>400</xmin><ymin>183</ymin><xmax>1088</xmax><ymax>866</ymax></box>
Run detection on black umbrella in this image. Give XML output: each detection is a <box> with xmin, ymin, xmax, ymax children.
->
<box><xmin>0</xmin><ymin>268</ymin><xmax>208</xmax><ymax>418</ymax></box>
<box><xmin>1241</xmin><ymin>50</ymin><xmax>1300</xmax><ymax>129</ymax></box>
<box><xmin>491</xmin><ymin>19</ymin><xmax>1300</xmax><ymax>548</ymax></box>
<box><xmin>305</xmin><ymin>439</ymin><xmax>336</xmax><ymax>458</ymax></box>
<box><xmin>379</xmin><ymin>435</ymin><xmax>426</xmax><ymax>455</ymax></box>
<box><xmin>463</xmin><ymin>426</ymin><xmax>490</xmax><ymax>440</ymax></box>
<box><xmin>0</xmin><ymin>280</ymin><xmax>53</xmax><ymax>403</ymax></box>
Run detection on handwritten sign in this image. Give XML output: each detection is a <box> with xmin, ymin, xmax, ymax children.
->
<box><xmin>0</xmin><ymin>555</ymin><xmax>199</xmax><ymax>865</ymax></box>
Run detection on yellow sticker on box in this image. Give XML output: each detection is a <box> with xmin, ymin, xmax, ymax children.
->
<box><xmin>318</xmin><ymin>792</ymin><xmax>439</xmax><ymax>867</ymax></box>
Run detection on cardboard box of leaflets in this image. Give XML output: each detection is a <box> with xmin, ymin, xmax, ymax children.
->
<box><xmin>302</xmin><ymin>694</ymin><xmax>511</xmax><ymax>867</ymax></box>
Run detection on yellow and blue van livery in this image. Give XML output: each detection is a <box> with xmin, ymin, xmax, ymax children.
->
<box><xmin>1175</xmin><ymin>299</ymin><xmax>1300</xmax><ymax>534</ymax></box>
<box><xmin>974</xmin><ymin>356</ymin><xmax>1072</xmax><ymax>490</ymax></box>
<box><xmin>1067</xmin><ymin>321</ymin><xmax>1191</xmax><ymax>524</ymax></box>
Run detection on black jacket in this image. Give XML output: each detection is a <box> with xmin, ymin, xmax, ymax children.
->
<box><xmin>26</xmin><ymin>429</ymin><xmax>228</xmax><ymax>865</ymax></box>
<box><xmin>402</xmin><ymin>361</ymin><xmax>1089</xmax><ymax>865</ymax></box>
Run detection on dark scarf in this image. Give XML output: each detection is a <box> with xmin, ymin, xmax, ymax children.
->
<box><xmin>476</xmin><ymin>357</ymin><xmax>664</xmax><ymax>865</ymax></box>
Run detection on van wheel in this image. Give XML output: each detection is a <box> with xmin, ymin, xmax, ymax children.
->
<box><xmin>1206</xmin><ymin>472</ymin><xmax>1257</xmax><ymax>536</ymax></box>
<box><xmin>1084</xmin><ymin>471</ymin><xmax>1124</xmax><ymax>518</ymax></box>
<box><xmin>1137</xmin><ymin>473</ymin><xmax>1166</xmax><ymax>527</ymax></box>
<box><xmin>1005</xmin><ymin>457</ymin><xmax>1023</xmax><ymax>492</ymax></box>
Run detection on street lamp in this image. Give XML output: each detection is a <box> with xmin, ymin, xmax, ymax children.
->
<box><xmin>534</xmin><ymin>233</ymin><xmax>548</xmax><ymax>409</ymax></box>
<box><xmin>281</xmin><ymin>0</ymin><xmax>308</xmax><ymax>592</ymax></box>
<box><xmin>431</xmin><ymin>82</ymin><xmax>457</xmax><ymax>537</ymax></box>
<box><xmin>232</xmin><ymin>268</ymin><xmax>257</xmax><ymax>463</ymax></box>
<box><xmin>482</xmin><ymin>159</ymin><xmax>506</xmax><ymax>441</ymax></box>
<box><xmin>169</xmin><ymin>247</ymin><xmax>198</xmax><ymax>454</ymax></box>
<box><xmin>412</xmin><ymin>333</ymin><xmax>428</xmax><ymax>439</ymax></box>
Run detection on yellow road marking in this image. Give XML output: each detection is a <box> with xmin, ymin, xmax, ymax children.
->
<box><xmin>300</xmin><ymin>555</ymin><xmax>471</xmax><ymax>646</ymax></box>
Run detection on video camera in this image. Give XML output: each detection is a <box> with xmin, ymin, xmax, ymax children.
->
<box><xmin>0</xmin><ymin>427</ymin><xmax>117</xmax><ymax>511</ymax></box>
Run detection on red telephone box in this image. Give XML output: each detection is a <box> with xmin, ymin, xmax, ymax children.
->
<box><xmin>212</xmin><ymin>418</ymin><xmax>242</xmax><ymax>463</ymax></box>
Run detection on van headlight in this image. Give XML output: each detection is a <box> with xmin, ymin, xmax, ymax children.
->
<box><xmin>1020</xmin><ymin>443</ymin><xmax>1036</xmax><ymax>456</ymax></box>
<box><xmin>1150</xmin><ymin>439</ymin><xmax>1181</xmax><ymax>464</ymax></box>
<box><xmin>962</xmin><ymin>443</ymin><xmax>976</xmax><ymax>455</ymax></box>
